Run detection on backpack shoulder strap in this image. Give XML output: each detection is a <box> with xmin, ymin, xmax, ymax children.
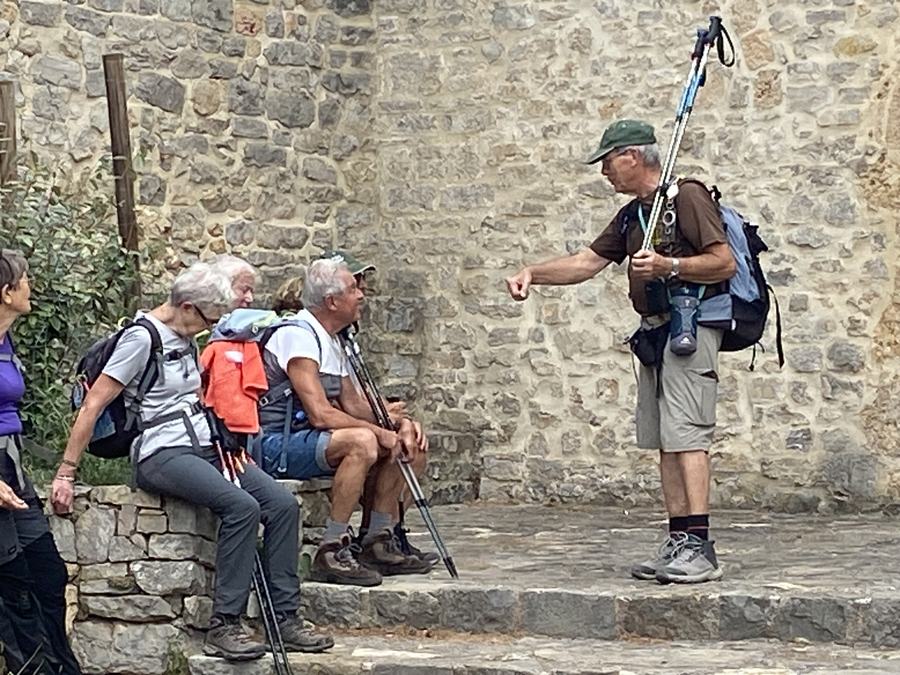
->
<box><xmin>678</xmin><ymin>178</ymin><xmax>721</xmax><ymax>204</ymax></box>
<box><xmin>130</xmin><ymin>318</ymin><xmax>165</xmax><ymax>407</ymax></box>
<box><xmin>616</xmin><ymin>199</ymin><xmax>640</xmax><ymax>236</ymax></box>
<box><xmin>0</xmin><ymin>336</ymin><xmax>24</xmax><ymax>374</ymax></box>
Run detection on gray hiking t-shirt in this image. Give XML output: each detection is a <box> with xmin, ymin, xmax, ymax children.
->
<box><xmin>102</xmin><ymin>312</ymin><xmax>211</xmax><ymax>462</ymax></box>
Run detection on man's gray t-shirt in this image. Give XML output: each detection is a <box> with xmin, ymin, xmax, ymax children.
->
<box><xmin>101</xmin><ymin>312</ymin><xmax>211</xmax><ymax>461</ymax></box>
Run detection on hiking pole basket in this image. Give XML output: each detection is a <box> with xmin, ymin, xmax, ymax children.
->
<box><xmin>339</xmin><ymin>326</ymin><xmax>459</xmax><ymax>580</ymax></box>
<box><xmin>641</xmin><ymin>15</ymin><xmax>735</xmax><ymax>251</ymax></box>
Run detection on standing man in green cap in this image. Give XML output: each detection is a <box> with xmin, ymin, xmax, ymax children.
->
<box><xmin>505</xmin><ymin>119</ymin><xmax>736</xmax><ymax>584</ymax></box>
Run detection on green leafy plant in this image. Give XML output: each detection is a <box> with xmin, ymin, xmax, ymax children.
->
<box><xmin>0</xmin><ymin>160</ymin><xmax>140</xmax><ymax>484</ymax></box>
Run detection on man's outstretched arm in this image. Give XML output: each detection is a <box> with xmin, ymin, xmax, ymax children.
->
<box><xmin>505</xmin><ymin>247</ymin><xmax>612</xmax><ymax>301</ymax></box>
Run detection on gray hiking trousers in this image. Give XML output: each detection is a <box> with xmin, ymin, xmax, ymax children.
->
<box><xmin>135</xmin><ymin>445</ymin><xmax>300</xmax><ymax>618</ymax></box>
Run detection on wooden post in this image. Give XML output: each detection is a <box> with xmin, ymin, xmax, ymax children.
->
<box><xmin>103</xmin><ymin>54</ymin><xmax>141</xmax><ymax>303</ymax></box>
<box><xmin>0</xmin><ymin>80</ymin><xmax>16</xmax><ymax>187</ymax></box>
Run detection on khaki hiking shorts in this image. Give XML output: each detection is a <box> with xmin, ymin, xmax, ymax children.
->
<box><xmin>635</xmin><ymin>326</ymin><xmax>723</xmax><ymax>452</ymax></box>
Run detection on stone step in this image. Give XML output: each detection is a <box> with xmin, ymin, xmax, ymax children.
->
<box><xmin>299</xmin><ymin>504</ymin><xmax>900</xmax><ymax>647</ymax></box>
<box><xmin>188</xmin><ymin>632</ymin><xmax>900</xmax><ymax>674</ymax></box>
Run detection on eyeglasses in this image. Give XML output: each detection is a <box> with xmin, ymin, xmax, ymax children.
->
<box><xmin>192</xmin><ymin>304</ymin><xmax>217</xmax><ymax>327</ymax></box>
<box><xmin>601</xmin><ymin>147</ymin><xmax>631</xmax><ymax>168</ymax></box>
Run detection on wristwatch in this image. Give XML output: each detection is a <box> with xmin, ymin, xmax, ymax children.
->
<box><xmin>668</xmin><ymin>257</ymin><xmax>680</xmax><ymax>279</ymax></box>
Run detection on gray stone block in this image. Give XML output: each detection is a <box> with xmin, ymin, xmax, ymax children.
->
<box><xmin>108</xmin><ymin>535</ymin><xmax>148</xmax><ymax>562</ymax></box>
<box><xmin>93</xmin><ymin>486</ymin><xmax>160</xmax><ymax>508</ymax></box>
<box><xmin>774</xmin><ymin>596</ymin><xmax>848</xmax><ymax>643</ymax></box>
<box><xmin>32</xmin><ymin>54</ymin><xmax>82</xmax><ymax>89</ymax></box>
<box><xmin>439</xmin><ymin>588</ymin><xmax>519</xmax><ymax>633</ymax></box>
<box><xmin>75</xmin><ymin>505</ymin><xmax>116</xmax><ymax>563</ymax></box>
<box><xmin>301</xmin><ymin>584</ymin><xmax>371</xmax><ymax>628</ymax></box>
<box><xmin>618</xmin><ymin>594</ymin><xmax>720</xmax><ymax>640</ymax></box>
<box><xmin>65</xmin><ymin>6</ymin><xmax>110</xmax><ymax>35</ymax></box>
<box><xmin>192</xmin><ymin>0</ymin><xmax>232</xmax><ymax>32</ymax></box>
<box><xmin>21</xmin><ymin>1</ymin><xmax>62</xmax><ymax>26</ymax></box>
<box><xmin>521</xmin><ymin>590</ymin><xmax>616</xmax><ymax>639</ymax></box>
<box><xmin>228</xmin><ymin>79</ymin><xmax>265</xmax><ymax>115</ymax></box>
<box><xmin>719</xmin><ymin>594</ymin><xmax>774</xmax><ymax>640</ymax></box>
<box><xmin>71</xmin><ymin>621</ymin><xmax>179</xmax><ymax>675</ymax></box>
<box><xmin>135</xmin><ymin>72</ymin><xmax>186</xmax><ymax>113</ymax></box>
<box><xmin>80</xmin><ymin>594</ymin><xmax>175</xmax><ymax>622</ymax></box>
<box><xmin>370</xmin><ymin>589</ymin><xmax>441</xmax><ymax>629</ymax></box>
<box><xmin>132</xmin><ymin>560</ymin><xmax>207</xmax><ymax>595</ymax></box>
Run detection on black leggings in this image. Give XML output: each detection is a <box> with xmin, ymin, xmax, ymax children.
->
<box><xmin>0</xmin><ymin>532</ymin><xmax>82</xmax><ymax>675</ymax></box>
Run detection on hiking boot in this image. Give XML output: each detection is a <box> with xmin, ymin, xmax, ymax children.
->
<box><xmin>394</xmin><ymin>521</ymin><xmax>440</xmax><ymax>567</ymax></box>
<box><xmin>204</xmin><ymin>615</ymin><xmax>266</xmax><ymax>661</ymax></box>
<box><xmin>358</xmin><ymin>528</ymin><xmax>434</xmax><ymax>576</ymax></box>
<box><xmin>307</xmin><ymin>535</ymin><xmax>382</xmax><ymax>587</ymax></box>
<box><xmin>630</xmin><ymin>531</ymin><xmax>689</xmax><ymax>581</ymax></box>
<box><xmin>275</xmin><ymin>614</ymin><xmax>335</xmax><ymax>653</ymax></box>
<box><xmin>655</xmin><ymin>535</ymin><xmax>723</xmax><ymax>584</ymax></box>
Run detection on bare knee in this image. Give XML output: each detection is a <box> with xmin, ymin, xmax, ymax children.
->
<box><xmin>345</xmin><ymin>428</ymin><xmax>378</xmax><ymax>466</ymax></box>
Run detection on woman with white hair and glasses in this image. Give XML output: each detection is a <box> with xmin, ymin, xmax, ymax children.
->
<box><xmin>50</xmin><ymin>261</ymin><xmax>333</xmax><ymax>662</ymax></box>
<box><xmin>0</xmin><ymin>248</ymin><xmax>83</xmax><ymax>674</ymax></box>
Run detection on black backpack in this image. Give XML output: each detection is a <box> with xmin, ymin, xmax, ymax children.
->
<box><xmin>71</xmin><ymin>318</ymin><xmax>194</xmax><ymax>458</ymax></box>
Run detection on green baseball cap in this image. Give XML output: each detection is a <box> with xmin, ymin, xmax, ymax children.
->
<box><xmin>318</xmin><ymin>250</ymin><xmax>375</xmax><ymax>276</ymax></box>
<box><xmin>585</xmin><ymin>119</ymin><xmax>657</xmax><ymax>164</ymax></box>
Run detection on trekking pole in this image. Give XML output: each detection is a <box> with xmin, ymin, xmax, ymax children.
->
<box><xmin>206</xmin><ymin>411</ymin><xmax>294</xmax><ymax>675</ymax></box>
<box><xmin>338</xmin><ymin>327</ymin><xmax>459</xmax><ymax>579</ymax></box>
<box><xmin>251</xmin><ymin>551</ymin><xmax>292</xmax><ymax>675</ymax></box>
<box><xmin>641</xmin><ymin>15</ymin><xmax>735</xmax><ymax>251</ymax></box>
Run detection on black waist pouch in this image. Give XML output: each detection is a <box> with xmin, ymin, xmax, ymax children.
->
<box><xmin>628</xmin><ymin>323</ymin><xmax>670</xmax><ymax>368</ymax></box>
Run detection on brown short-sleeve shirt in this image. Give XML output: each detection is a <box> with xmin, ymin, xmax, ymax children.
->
<box><xmin>589</xmin><ymin>181</ymin><xmax>727</xmax><ymax>316</ymax></box>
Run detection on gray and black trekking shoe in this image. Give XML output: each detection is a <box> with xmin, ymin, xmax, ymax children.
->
<box><xmin>308</xmin><ymin>534</ymin><xmax>382</xmax><ymax>587</ymax></box>
<box><xmin>276</xmin><ymin>614</ymin><xmax>335</xmax><ymax>653</ymax></box>
<box><xmin>359</xmin><ymin>529</ymin><xmax>434</xmax><ymax>576</ymax></box>
<box><xmin>655</xmin><ymin>534</ymin><xmax>723</xmax><ymax>584</ymax></box>
<box><xmin>204</xmin><ymin>615</ymin><xmax>266</xmax><ymax>661</ymax></box>
<box><xmin>630</xmin><ymin>532</ymin><xmax>689</xmax><ymax>580</ymax></box>
<box><xmin>394</xmin><ymin>522</ymin><xmax>440</xmax><ymax>567</ymax></box>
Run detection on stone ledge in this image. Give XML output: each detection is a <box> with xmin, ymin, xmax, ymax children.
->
<box><xmin>187</xmin><ymin>633</ymin><xmax>900</xmax><ymax>675</ymax></box>
<box><xmin>299</xmin><ymin>503</ymin><xmax>900</xmax><ymax>648</ymax></box>
<box><xmin>49</xmin><ymin>479</ymin><xmax>332</xmax><ymax>675</ymax></box>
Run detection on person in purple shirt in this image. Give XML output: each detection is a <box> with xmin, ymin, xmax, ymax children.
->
<box><xmin>0</xmin><ymin>248</ymin><xmax>82</xmax><ymax>674</ymax></box>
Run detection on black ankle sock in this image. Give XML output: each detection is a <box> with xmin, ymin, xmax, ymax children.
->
<box><xmin>669</xmin><ymin>516</ymin><xmax>689</xmax><ymax>533</ymax></box>
<box><xmin>687</xmin><ymin>514</ymin><xmax>710</xmax><ymax>540</ymax></box>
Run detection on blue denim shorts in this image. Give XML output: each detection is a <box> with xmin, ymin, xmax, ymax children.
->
<box><xmin>258</xmin><ymin>428</ymin><xmax>335</xmax><ymax>480</ymax></box>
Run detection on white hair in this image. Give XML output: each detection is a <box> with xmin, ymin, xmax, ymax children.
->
<box><xmin>210</xmin><ymin>254</ymin><xmax>258</xmax><ymax>284</ymax></box>
<box><xmin>170</xmin><ymin>262</ymin><xmax>235</xmax><ymax>316</ymax></box>
<box><xmin>301</xmin><ymin>258</ymin><xmax>351</xmax><ymax>310</ymax></box>
<box><xmin>625</xmin><ymin>143</ymin><xmax>661</xmax><ymax>168</ymax></box>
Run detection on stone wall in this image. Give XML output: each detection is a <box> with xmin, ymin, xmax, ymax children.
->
<box><xmin>44</xmin><ymin>481</ymin><xmax>327</xmax><ymax>675</ymax></box>
<box><xmin>2</xmin><ymin>0</ymin><xmax>900</xmax><ymax>509</ymax></box>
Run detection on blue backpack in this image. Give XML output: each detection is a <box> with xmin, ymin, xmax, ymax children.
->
<box><xmin>619</xmin><ymin>180</ymin><xmax>783</xmax><ymax>368</ymax></box>
<box><xmin>686</xmin><ymin>182</ymin><xmax>783</xmax><ymax>366</ymax></box>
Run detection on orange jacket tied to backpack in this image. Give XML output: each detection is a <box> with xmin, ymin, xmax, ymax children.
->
<box><xmin>200</xmin><ymin>341</ymin><xmax>268</xmax><ymax>433</ymax></box>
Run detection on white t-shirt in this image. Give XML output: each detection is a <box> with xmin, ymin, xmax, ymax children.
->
<box><xmin>264</xmin><ymin>309</ymin><xmax>349</xmax><ymax>378</ymax></box>
<box><xmin>101</xmin><ymin>313</ymin><xmax>211</xmax><ymax>461</ymax></box>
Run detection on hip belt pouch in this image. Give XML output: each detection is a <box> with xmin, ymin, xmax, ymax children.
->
<box><xmin>628</xmin><ymin>323</ymin><xmax>670</xmax><ymax>368</ymax></box>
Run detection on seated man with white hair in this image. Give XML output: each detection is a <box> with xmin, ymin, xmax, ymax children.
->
<box><xmin>257</xmin><ymin>257</ymin><xmax>434</xmax><ymax>586</ymax></box>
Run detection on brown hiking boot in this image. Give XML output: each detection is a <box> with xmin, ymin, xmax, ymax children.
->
<box><xmin>394</xmin><ymin>522</ymin><xmax>440</xmax><ymax>568</ymax></box>
<box><xmin>204</xmin><ymin>615</ymin><xmax>266</xmax><ymax>661</ymax></box>
<box><xmin>358</xmin><ymin>529</ymin><xmax>434</xmax><ymax>576</ymax></box>
<box><xmin>276</xmin><ymin>614</ymin><xmax>335</xmax><ymax>653</ymax></box>
<box><xmin>308</xmin><ymin>535</ymin><xmax>382</xmax><ymax>587</ymax></box>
